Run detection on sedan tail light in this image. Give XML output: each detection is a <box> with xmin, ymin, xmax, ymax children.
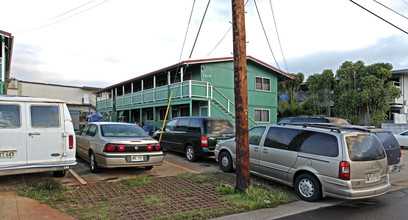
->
<box><xmin>147</xmin><ymin>144</ymin><xmax>153</xmax><ymax>151</ymax></box>
<box><xmin>154</xmin><ymin>143</ymin><xmax>161</xmax><ymax>151</ymax></box>
<box><xmin>339</xmin><ymin>161</ymin><xmax>350</xmax><ymax>180</ymax></box>
<box><xmin>106</xmin><ymin>144</ymin><xmax>116</xmax><ymax>151</ymax></box>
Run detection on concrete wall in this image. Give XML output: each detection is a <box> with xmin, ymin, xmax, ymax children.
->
<box><xmin>381</xmin><ymin>123</ymin><xmax>408</xmax><ymax>134</ymax></box>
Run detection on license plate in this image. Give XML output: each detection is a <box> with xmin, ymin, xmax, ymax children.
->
<box><xmin>131</xmin><ymin>155</ymin><xmax>144</xmax><ymax>162</ymax></box>
<box><xmin>0</xmin><ymin>151</ymin><xmax>15</xmax><ymax>159</ymax></box>
<box><xmin>367</xmin><ymin>173</ymin><xmax>377</xmax><ymax>181</ymax></box>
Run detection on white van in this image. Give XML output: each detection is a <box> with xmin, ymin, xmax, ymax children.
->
<box><xmin>0</xmin><ymin>95</ymin><xmax>76</xmax><ymax>177</ymax></box>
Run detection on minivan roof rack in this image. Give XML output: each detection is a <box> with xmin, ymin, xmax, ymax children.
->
<box><xmin>278</xmin><ymin>123</ymin><xmax>342</xmax><ymax>133</ymax></box>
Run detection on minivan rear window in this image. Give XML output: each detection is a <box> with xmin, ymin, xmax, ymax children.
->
<box><xmin>375</xmin><ymin>132</ymin><xmax>400</xmax><ymax>149</ymax></box>
<box><xmin>346</xmin><ymin>135</ymin><xmax>385</xmax><ymax>161</ymax></box>
<box><xmin>204</xmin><ymin>119</ymin><xmax>234</xmax><ymax>135</ymax></box>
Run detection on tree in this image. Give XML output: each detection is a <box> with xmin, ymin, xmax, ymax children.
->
<box><xmin>278</xmin><ymin>72</ymin><xmax>304</xmax><ymax>102</ymax></box>
<box><xmin>333</xmin><ymin>61</ymin><xmax>400</xmax><ymax>126</ymax></box>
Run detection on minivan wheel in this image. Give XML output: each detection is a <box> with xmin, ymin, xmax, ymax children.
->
<box><xmin>53</xmin><ymin>170</ymin><xmax>66</xmax><ymax>177</ymax></box>
<box><xmin>89</xmin><ymin>152</ymin><xmax>100</xmax><ymax>173</ymax></box>
<box><xmin>295</xmin><ymin>173</ymin><xmax>321</xmax><ymax>202</ymax></box>
<box><xmin>185</xmin><ymin>145</ymin><xmax>197</xmax><ymax>162</ymax></box>
<box><xmin>219</xmin><ymin>151</ymin><xmax>233</xmax><ymax>172</ymax></box>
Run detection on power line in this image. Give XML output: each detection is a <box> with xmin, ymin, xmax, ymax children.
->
<box><xmin>269</xmin><ymin>0</ymin><xmax>289</xmax><ymax>73</ymax></box>
<box><xmin>205</xmin><ymin>0</ymin><xmax>250</xmax><ymax>57</ymax></box>
<box><xmin>189</xmin><ymin>0</ymin><xmax>212</xmax><ymax>59</ymax></box>
<box><xmin>53</xmin><ymin>0</ymin><xmax>97</xmax><ymax>19</ymax></box>
<box><xmin>373</xmin><ymin>0</ymin><xmax>408</xmax><ymax>20</ymax></box>
<box><xmin>349</xmin><ymin>0</ymin><xmax>408</xmax><ymax>35</ymax></box>
<box><xmin>18</xmin><ymin>0</ymin><xmax>109</xmax><ymax>33</ymax></box>
<box><xmin>178</xmin><ymin>0</ymin><xmax>196</xmax><ymax>63</ymax></box>
<box><xmin>253</xmin><ymin>0</ymin><xmax>280</xmax><ymax>69</ymax></box>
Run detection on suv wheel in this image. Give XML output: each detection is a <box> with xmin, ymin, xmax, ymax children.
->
<box><xmin>219</xmin><ymin>151</ymin><xmax>233</xmax><ymax>172</ymax></box>
<box><xmin>295</xmin><ymin>173</ymin><xmax>321</xmax><ymax>202</ymax></box>
<box><xmin>89</xmin><ymin>151</ymin><xmax>100</xmax><ymax>173</ymax></box>
<box><xmin>185</xmin><ymin>145</ymin><xmax>197</xmax><ymax>162</ymax></box>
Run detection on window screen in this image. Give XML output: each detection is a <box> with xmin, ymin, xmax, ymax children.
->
<box><xmin>31</xmin><ymin>105</ymin><xmax>60</xmax><ymax>127</ymax></box>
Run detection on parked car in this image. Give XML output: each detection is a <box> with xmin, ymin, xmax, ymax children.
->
<box><xmin>76</xmin><ymin>122</ymin><xmax>163</xmax><ymax>172</ymax></box>
<box><xmin>155</xmin><ymin>117</ymin><xmax>235</xmax><ymax>162</ymax></box>
<box><xmin>394</xmin><ymin>130</ymin><xmax>408</xmax><ymax>148</ymax></box>
<box><xmin>215</xmin><ymin>123</ymin><xmax>390</xmax><ymax>202</ymax></box>
<box><xmin>0</xmin><ymin>95</ymin><xmax>76</xmax><ymax>177</ymax></box>
<box><xmin>278</xmin><ymin>115</ymin><xmax>350</xmax><ymax>125</ymax></box>
<box><xmin>298</xmin><ymin>124</ymin><xmax>403</xmax><ymax>173</ymax></box>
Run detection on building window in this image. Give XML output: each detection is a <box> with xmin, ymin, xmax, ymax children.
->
<box><xmin>180</xmin><ymin>107</ymin><xmax>189</xmax><ymax>116</ymax></box>
<box><xmin>159</xmin><ymin>109</ymin><xmax>167</xmax><ymax>120</ymax></box>
<box><xmin>255</xmin><ymin>77</ymin><xmax>270</xmax><ymax>92</ymax></box>
<box><xmin>146</xmin><ymin>110</ymin><xmax>154</xmax><ymax>121</ymax></box>
<box><xmin>172</xmin><ymin>109</ymin><xmax>178</xmax><ymax>118</ymax></box>
<box><xmin>254</xmin><ymin>109</ymin><xmax>269</xmax><ymax>122</ymax></box>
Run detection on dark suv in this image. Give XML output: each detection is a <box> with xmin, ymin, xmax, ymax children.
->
<box><xmin>156</xmin><ymin>117</ymin><xmax>235</xmax><ymax>162</ymax></box>
<box><xmin>278</xmin><ymin>116</ymin><xmax>350</xmax><ymax>125</ymax></box>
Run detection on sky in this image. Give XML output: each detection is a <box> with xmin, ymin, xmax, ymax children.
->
<box><xmin>1</xmin><ymin>0</ymin><xmax>408</xmax><ymax>88</ymax></box>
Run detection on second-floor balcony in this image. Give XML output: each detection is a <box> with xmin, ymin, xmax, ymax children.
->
<box><xmin>96</xmin><ymin>80</ymin><xmax>235</xmax><ymax>114</ymax></box>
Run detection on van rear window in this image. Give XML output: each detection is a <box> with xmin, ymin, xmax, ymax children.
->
<box><xmin>0</xmin><ymin>104</ymin><xmax>20</xmax><ymax>128</ymax></box>
<box><xmin>205</xmin><ymin>119</ymin><xmax>235</xmax><ymax>135</ymax></box>
<box><xmin>346</xmin><ymin>135</ymin><xmax>385</xmax><ymax>161</ymax></box>
<box><xmin>31</xmin><ymin>106</ymin><xmax>60</xmax><ymax>127</ymax></box>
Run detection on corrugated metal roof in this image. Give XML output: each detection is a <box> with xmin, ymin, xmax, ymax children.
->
<box><xmin>94</xmin><ymin>56</ymin><xmax>294</xmax><ymax>94</ymax></box>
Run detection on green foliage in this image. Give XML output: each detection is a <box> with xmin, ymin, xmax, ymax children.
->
<box><xmin>178</xmin><ymin>172</ymin><xmax>207</xmax><ymax>183</ymax></box>
<box><xmin>121</xmin><ymin>175</ymin><xmax>155</xmax><ymax>186</ymax></box>
<box><xmin>306</xmin><ymin>70</ymin><xmax>335</xmax><ymax>116</ymax></box>
<box><xmin>333</xmin><ymin>61</ymin><xmax>400</xmax><ymax>126</ymax></box>
<box><xmin>279</xmin><ymin>72</ymin><xmax>305</xmax><ymax>101</ymax></box>
<box><xmin>18</xmin><ymin>178</ymin><xmax>65</xmax><ymax>205</ymax></box>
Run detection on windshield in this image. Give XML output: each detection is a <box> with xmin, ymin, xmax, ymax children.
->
<box><xmin>101</xmin><ymin>124</ymin><xmax>149</xmax><ymax>137</ymax></box>
<box><xmin>205</xmin><ymin>119</ymin><xmax>235</xmax><ymax>135</ymax></box>
<box><xmin>346</xmin><ymin>135</ymin><xmax>385</xmax><ymax>161</ymax></box>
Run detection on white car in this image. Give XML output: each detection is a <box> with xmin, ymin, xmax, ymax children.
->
<box><xmin>394</xmin><ymin>130</ymin><xmax>408</xmax><ymax>148</ymax></box>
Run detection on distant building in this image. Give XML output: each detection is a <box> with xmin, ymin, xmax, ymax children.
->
<box><xmin>7</xmin><ymin>80</ymin><xmax>101</xmax><ymax>129</ymax></box>
<box><xmin>95</xmin><ymin>56</ymin><xmax>294</xmax><ymax>129</ymax></box>
<box><xmin>0</xmin><ymin>30</ymin><xmax>13</xmax><ymax>95</ymax></box>
<box><xmin>389</xmin><ymin>69</ymin><xmax>408</xmax><ymax>123</ymax></box>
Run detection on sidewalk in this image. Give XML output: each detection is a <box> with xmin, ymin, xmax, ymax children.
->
<box><xmin>0</xmin><ymin>191</ymin><xmax>75</xmax><ymax>220</ymax></box>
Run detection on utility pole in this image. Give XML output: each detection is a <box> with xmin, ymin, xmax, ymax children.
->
<box><xmin>231</xmin><ymin>0</ymin><xmax>250</xmax><ymax>193</ymax></box>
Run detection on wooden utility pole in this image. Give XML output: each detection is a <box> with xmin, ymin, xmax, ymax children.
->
<box><xmin>231</xmin><ymin>0</ymin><xmax>250</xmax><ymax>193</ymax></box>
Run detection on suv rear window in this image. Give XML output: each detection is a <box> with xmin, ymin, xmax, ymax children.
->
<box><xmin>346</xmin><ymin>135</ymin><xmax>385</xmax><ymax>161</ymax></box>
<box><xmin>374</xmin><ymin>132</ymin><xmax>400</xmax><ymax>149</ymax></box>
<box><xmin>204</xmin><ymin>119</ymin><xmax>234</xmax><ymax>135</ymax></box>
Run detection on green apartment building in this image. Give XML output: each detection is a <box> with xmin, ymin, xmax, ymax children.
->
<box><xmin>0</xmin><ymin>30</ymin><xmax>13</xmax><ymax>95</ymax></box>
<box><xmin>95</xmin><ymin>56</ymin><xmax>293</xmax><ymax>129</ymax></box>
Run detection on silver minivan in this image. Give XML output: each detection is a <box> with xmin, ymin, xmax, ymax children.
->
<box><xmin>0</xmin><ymin>95</ymin><xmax>76</xmax><ymax>177</ymax></box>
<box><xmin>215</xmin><ymin>124</ymin><xmax>390</xmax><ymax>202</ymax></box>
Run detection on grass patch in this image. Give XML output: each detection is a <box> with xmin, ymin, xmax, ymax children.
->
<box><xmin>121</xmin><ymin>175</ymin><xmax>155</xmax><ymax>186</ymax></box>
<box><xmin>219</xmin><ymin>185</ymin><xmax>294</xmax><ymax>211</ymax></box>
<box><xmin>156</xmin><ymin>209</ymin><xmax>226</xmax><ymax>220</ymax></box>
<box><xmin>18</xmin><ymin>178</ymin><xmax>66</xmax><ymax>205</ymax></box>
<box><xmin>144</xmin><ymin>194</ymin><xmax>170</xmax><ymax>207</ymax></box>
<box><xmin>178</xmin><ymin>172</ymin><xmax>207</xmax><ymax>183</ymax></box>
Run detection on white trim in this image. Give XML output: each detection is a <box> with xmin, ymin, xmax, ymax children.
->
<box><xmin>1</xmin><ymin>39</ymin><xmax>5</xmax><ymax>82</ymax></box>
<box><xmin>208</xmin><ymin>100</ymin><xmax>211</xmax><ymax>116</ymax></box>
<box><xmin>254</xmin><ymin>108</ymin><xmax>270</xmax><ymax>123</ymax></box>
<box><xmin>255</xmin><ymin>76</ymin><xmax>271</xmax><ymax>92</ymax></box>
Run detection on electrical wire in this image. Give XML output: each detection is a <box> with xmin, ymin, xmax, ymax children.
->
<box><xmin>205</xmin><ymin>0</ymin><xmax>250</xmax><ymax>58</ymax></box>
<box><xmin>253</xmin><ymin>0</ymin><xmax>281</xmax><ymax>69</ymax></box>
<box><xmin>189</xmin><ymin>0</ymin><xmax>212</xmax><ymax>59</ymax></box>
<box><xmin>53</xmin><ymin>0</ymin><xmax>97</xmax><ymax>19</ymax></box>
<box><xmin>178</xmin><ymin>0</ymin><xmax>196</xmax><ymax>63</ymax></box>
<box><xmin>373</xmin><ymin>0</ymin><xmax>408</xmax><ymax>20</ymax></box>
<box><xmin>269</xmin><ymin>0</ymin><xmax>289</xmax><ymax>73</ymax></box>
<box><xmin>18</xmin><ymin>0</ymin><xmax>109</xmax><ymax>33</ymax></box>
<box><xmin>349</xmin><ymin>0</ymin><xmax>408</xmax><ymax>35</ymax></box>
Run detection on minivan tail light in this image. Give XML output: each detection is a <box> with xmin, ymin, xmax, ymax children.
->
<box><xmin>339</xmin><ymin>161</ymin><xmax>350</xmax><ymax>180</ymax></box>
<box><xmin>69</xmin><ymin>135</ymin><xmax>74</xmax><ymax>149</ymax></box>
<box><xmin>201</xmin><ymin>136</ymin><xmax>208</xmax><ymax>147</ymax></box>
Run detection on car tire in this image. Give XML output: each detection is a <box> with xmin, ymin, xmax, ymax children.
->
<box><xmin>185</xmin><ymin>145</ymin><xmax>197</xmax><ymax>162</ymax></box>
<box><xmin>53</xmin><ymin>170</ymin><xmax>66</xmax><ymax>177</ymax></box>
<box><xmin>219</xmin><ymin>151</ymin><xmax>233</xmax><ymax>172</ymax></box>
<box><xmin>145</xmin><ymin>166</ymin><xmax>153</xmax><ymax>170</ymax></box>
<box><xmin>89</xmin><ymin>151</ymin><xmax>100</xmax><ymax>173</ymax></box>
<box><xmin>295</xmin><ymin>173</ymin><xmax>321</xmax><ymax>202</ymax></box>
